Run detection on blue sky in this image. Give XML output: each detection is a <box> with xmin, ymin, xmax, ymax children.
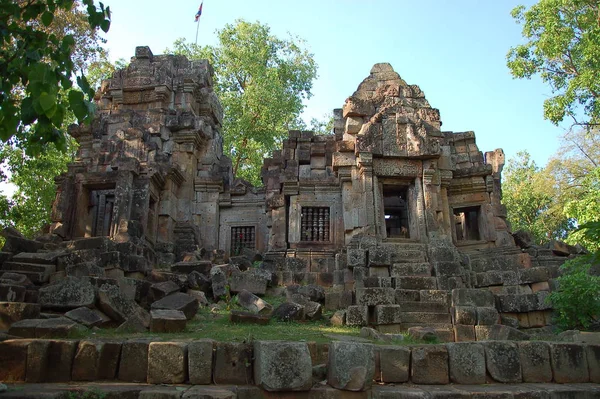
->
<box><xmin>103</xmin><ymin>0</ymin><xmax>564</xmax><ymax>167</ymax></box>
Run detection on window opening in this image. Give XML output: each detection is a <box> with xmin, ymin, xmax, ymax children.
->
<box><xmin>231</xmin><ymin>226</ymin><xmax>255</xmax><ymax>255</ymax></box>
<box><xmin>300</xmin><ymin>207</ymin><xmax>330</xmax><ymax>242</ymax></box>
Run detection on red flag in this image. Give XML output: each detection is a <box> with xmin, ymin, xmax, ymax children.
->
<box><xmin>194</xmin><ymin>3</ymin><xmax>203</xmax><ymax>22</ymax></box>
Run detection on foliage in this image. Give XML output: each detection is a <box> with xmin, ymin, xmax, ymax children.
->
<box><xmin>86</xmin><ymin>50</ymin><xmax>127</xmax><ymax>92</ymax></box>
<box><xmin>0</xmin><ymin>0</ymin><xmax>111</xmax><ymax>153</ymax></box>
<box><xmin>66</xmin><ymin>388</ymin><xmax>107</xmax><ymax>399</ymax></box>
<box><xmin>167</xmin><ymin>20</ymin><xmax>317</xmax><ymax>185</ymax></box>
<box><xmin>507</xmin><ymin>0</ymin><xmax>600</xmax><ymax>129</ymax></box>
<box><xmin>0</xmin><ymin>137</ymin><xmax>76</xmax><ymax>237</ymax></box>
<box><xmin>502</xmin><ymin>151</ymin><xmax>572</xmax><ymax>243</ymax></box>
<box><xmin>549</xmin><ymin>222</ymin><xmax>600</xmax><ymax>330</ymax></box>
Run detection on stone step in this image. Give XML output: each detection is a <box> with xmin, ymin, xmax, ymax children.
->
<box><xmin>395</xmin><ymin>276</ymin><xmax>437</xmax><ymax>290</ymax></box>
<box><xmin>390</xmin><ymin>263</ymin><xmax>432</xmax><ymax>277</ymax></box>
<box><xmin>398</xmin><ymin>312</ymin><xmax>451</xmax><ymax>324</ymax></box>
<box><xmin>0</xmin><ymin>270</ymin><xmax>46</xmax><ymax>284</ymax></box>
<box><xmin>397</xmin><ymin>301</ymin><xmax>449</xmax><ymax>313</ymax></box>
<box><xmin>388</xmin><ymin>249</ymin><xmax>427</xmax><ymax>264</ymax></box>
<box><xmin>171</xmin><ymin>260</ymin><xmax>212</xmax><ymax>275</ymax></box>
<box><xmin>11</xmin><ymin>252</ymin><xmax>61</xmax><ymax>265</ymax></box>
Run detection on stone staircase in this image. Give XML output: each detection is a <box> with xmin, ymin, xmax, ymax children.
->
<box><xmin>1</xmin><ymin>252</ymin><xmax>60</xmax><ymax>284</ymax></box>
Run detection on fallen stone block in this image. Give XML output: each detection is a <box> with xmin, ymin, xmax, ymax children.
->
<box><xmin>330</xmin><ymin>310</ymin><xmax>345</xmax><ymax>326</ymax></box>
<box><xmin>150</xmin><ymin>309</ymin><xmax>187</xmax><ymax>333</ymax></box>
<box><xmin>38</xmin><ymin>277</ymin><xmax>95</xmax><ymax>310</ymax></box>
<box><xmin>150</xmin><ymin>280</ymin><xmax>180</xmax><ymax>300</ymax></box>
<box><xmin>210</xmin><ymin>266</ymin><xmax>229</xmax><ymax>300</ymax></box>
<box><xmin>550</xmin><ymin>343</ymin><xmax>589</xmax><ymax>383</ymax></box>
<box><xmin>213</xmin><ymin>342</ymin><xmax>253</xmax><ymax>385</ymax></box>
<box><xmin>447</xmin><ymin>342</ymin><xmax>486</xmax><ymax>384</ymax></box>
<box><xmin>328</xmin><ymin>341</ymin><xmax>375</xmax><ymax>391</ymax></box>
<box><xmin>229</xmin><ymin>271</ymin><xmax>268</xmax><ymax>295</ymax></box>
<box><xmin>0</xmin><ymin>272</ymin><xmax>33</xmax><ymax>287</ymax></box>
<box><xmin>0</xmin><ymin>284</ymin><xmax>26</xmax><ymax>302</ymax></box>
<box><xmin>0</xmin><ymin>301</ymin><xmax>40</xmax><ymax>329</ymax></box>
<box><xmin>304</xmin><ymin>301</ymin><xmax>322</xmax><ymax>320</ymax></box>
<box><xmin>272</xmin><ymin>302</ymin><xmax>304</xmax><ymax>322</ymax></box>
<box><xmin>254</xmin><ymin>341</ymin><xmax>312</xmax><ymax>391</ymax></box>
<box><xmin>34</xmin><ymin>317</ymin><xmax>86</xmax><ymax>338</ymax></box>
<box><xmin>64</xmin><ymin>307</ymin><xmax>104</xmax><ymax>328</ymax></box>
<box><xmin>151</xmin><ymin>292</ymin><xmax>199</xmax><ymax>320</ymax></box>
<box><xmin>230</xmin><ymin>310</ymin><xmax>270</xmax><ymax>325</ymax></box>
<box><xmin>98</xmin><ymin>283</ymin><xmax>150</xmax><ymax>327</ymax></box>
<box><xmin>484</xmin><ymin>341</ymin><xmax>522</xmax><ymax>383</ymax></box>
<box><xmin>237</xmin><ymin>289</ymin><xmax>272</xmax><ymax>314</ymax></box>
<box><xmin>187</xmin><ymin>271</ymin><xmax>211</xmax><ymax>293</ymax></box>
<box><xmin>188</xmin><ymin>339</ymin><xmax>214</xmax><ymax>385</ymax></box>
<box><xmin>186</xmin><ymin>289</ymin><xmax>209</xmax><ymax>307</ymax></box>
<box><xmin>172</xmin><ymin>260</ymin><xmax>212</xmax><ymax>274</ymax></box>
<box><xmin>411</xmin><ymin>345</ymin><xmax>449</xmax><ymax>384</ymax></box>
<box><xmin>147</xmin><ymin>341</ymin><xmax>188</xmax><ymax>384</ymax></box>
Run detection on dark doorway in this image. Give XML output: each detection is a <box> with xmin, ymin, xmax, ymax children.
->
<box><xmin>89</xmin><ymin>189</ymin><xmax>115</xmax><ymax>237</ymax></box>
<box><xmin>383</xmin><ymin>186</ymin><xmax>410</xmax><ymax>238</ymax></box>
<box><xmin>453</xmin><ymin>206</ymin><xmax>481</xmax><ymax>241</ymax></box>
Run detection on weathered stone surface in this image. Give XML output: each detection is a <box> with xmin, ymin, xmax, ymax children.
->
<box><xmin>98</xmin><ymin>283</ymin><xmax>150</xmax><ymax>327</ymax></box>
<box><xmin>476</xmin><ymin>306</ymin><xmax>499</xmax><ymax>325</ymax></box>
<box><xmin>38</xmin><ymin>277</ymin><xmax>95</xmax><ymax>310</ymax></box>
<box><xmin>475</xmin><ymin>324</ymin><xmax>529</xmax><ymax>341</ymax></box>
<box><xmin>230</xmin><ymin>310</ymin><xmax>270</xmax><ymax>325</ymax></box>
<box><xmin>411</xmin><ymin>345</ymin><xmax>449</xmax><ymax>384</ymax></box>
<box><xmin>587</xmin><ymin>344</ymin><xmax>600</xmax><ymax>383</ymax></box>
<box><xmin>9</xmin><ymin>317</ymin><xmax>86</xmax><ymax>338</ymax></box>
<box><xmin>44</xmin><ymin>339</ymin><xmax>78</xmax><ymax>382</ymax></box>
<box><xmin>451</xmin><ymin>288</ymin><xmax>495</xmax><ymax>307</ymax></box>
<box><xmin>151</xmin><ymin>292</ymin><xmax>199</xmax><ymax>320</ymax></box>
<box><xmin>254</xmin><ymin>341</ymin><xmax>312</xmax><ymax>391</ymax></box>
<box><xmin>330</xmin><ymin>310</ymin><xmax>346</xmax><ymax>326</ymax></box>
<box><xmin>355</xmin><ymin>288</ymin><xmax>395</xmax><ymax>306</ymax></box>
<box><xmin>210</xmin><ymin>266</ymin><xmax>229</xmax><ymax>300</ymax></box>
<box><xmin>484</xmin><ymin>341</ymin><xmax>522</xmax><ymax>383</ymax></box>
<box><xmin>188</xmin><ymin>339</ymin><xmax>214</xmax><ymax>385</ymax></box>
<box><xmin>0</xmin><ymin>339</ymin><xmax>28</xmax><ymax>382</ymax></box>
<box><xmin>272</xmin><ymin>302</ymin><xmax>304</xmax><ymax>321</ymax></box>
<box><xmin>150</xmin><ymin>280</ymin><xmax>180</xmax><ymax>300</ymax></box>
<box><xmin>0</xmin><ymin>284</ymin><xmax>26</xmax><ymax>302</ymax></box>
<box><xmin>229</xmin><ymin>271</ymin><xmax>268</xmax><ymax>295</ymax></box>
<box><xmin>237</xmin><ymin>289</ymin><xmax>272</xmax><ymax>314</ymax></box>
<box><xmin>182</xmin><ymin>387</ymin><xmax>236</xmax><ymax>399</ymax></box>
<box><xmin>0</xmin><ymin>301</ymin><xmax>40</xmax><ymax>329</ymax></box>
<box><xmin>147</xmin><ymin>342</ymin><xmax>188</xmax><ymax>384</ymax></box>
<box><xmin>213</xmin><ymin>342</ymin><xmax>253</xmax><ymax>385</ymax></box>
<box><xmin>518</xmin><ymin>341</ymin><xmax>552</xmax><ymax>383</ymax></box>
<box><xmin>452</xmin><ymin>306</ymin><xmax>476</xmax><ymax>325</ymax></box>
<box><xmin>118</xmin><ymin>339</ymin><xmax>151</xmax><ymax>382</ymax></box>
<box><xmin>446</xmin><ymin>342</ymin><xmax>486</xmax><ymax>384</ymax></box>
<box><xmin>550</xmin><ymin>343</ymin><xmax>589</xmax><ymax>383</ymax></box>
<box><xmin>304</xmin><ymin>301</ymin><xmax>322</xmax><ymax>320</ymax></box>
<box><xmin>378</xmin><ymin>345</ymin><xmax>410</xmax><ymax>383</ymax></box>
<box><xmin>328</xmin><ymin>341</ymin><xmax>375</xmax><ymax>391</ymax></box>
<box><xmin>72</xmin><ymin>340</ymin><xmax>121</xmax><ymax>381</ymax></box>
<box><xmin>346</xmin><ymin>306</ymin><xmax>368</xmax><ymax>326</ymax></box>
<box><xmin>64</xmin><ymin>307</ymin><xmax>104</xmax><ymax>328</ymax></box>
<box><xmin>150</xmin><ymin>309</ymin><xmax>187</xmax><ymax>333</ymax></box>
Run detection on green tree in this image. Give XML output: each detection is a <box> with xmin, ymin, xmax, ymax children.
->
<box><xmin>507</xmin><ymin>0</ymin><xmax>600</xmax><ymax>129</ymax></box>
<box><xmin>167</xmin><ymin>20</ymin><xmax>317</xmax><ymax>184</ymax></box>
<box><xmin>0</xmin><ymin>0</ymin><xmax>111</xmax><ymax>153</ymax></box>
<box><xmin>502</xmin><ymin>151</ymin><xmax>572</xmax><ymax>243</ymax></box>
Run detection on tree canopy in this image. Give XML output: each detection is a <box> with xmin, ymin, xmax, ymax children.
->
<box><xmin>506</xmin><ymin>0</ymin><xmax>600</xmax><ymax>129</ymax></box>
<box><xmin>0</xmin><ymin>0</ymin><xmax>111</xmax><ymax>153</ymax></box>
<box><xmin>167</xmin><ymin>20</ymin><xmax>318</xmax><ymax>185</ymax></box>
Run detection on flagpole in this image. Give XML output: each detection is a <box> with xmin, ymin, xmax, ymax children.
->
<box><xmin>195</xmin><ymin>20</ymin><xmax>200</xmax><ymax>45</ymax></box>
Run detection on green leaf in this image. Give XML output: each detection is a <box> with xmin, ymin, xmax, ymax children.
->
<box><xmin>100</xmin><ymin>19</ymin><xmax>110</xmax><ymax>33</ymax></box>
<box><xmin>21</xmin><ymin>98</ymin><xmax>37</xmax><ymax>125</ymax></box>
<box><xmin>68</xmin><ymin>90</ymin><xmax>87</xmax><ymax>121</ymax></box>
<box><xmin>38</xmin><ymin>92</ymin><xmax>56</xmax><ymax>114</ymax></box>
<box><xmin>41</xmin><ymin>11</ymin><xmax>54</xmax><ymax>27</ymax></box>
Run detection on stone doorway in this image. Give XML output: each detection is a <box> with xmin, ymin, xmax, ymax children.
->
<box><xmin>383</xmin><ymin>186</ymin><xmax>410</xmax><ymax>238</ymax></box>
<box><xmin>453</xmin><ymin>206</ymin><xmax>481</xmax><ymax>241</ymax></box>
<box><xmin>89</xmin><ymin>189</ymin><xmax>115</xmax><ymax>237</ymax></box>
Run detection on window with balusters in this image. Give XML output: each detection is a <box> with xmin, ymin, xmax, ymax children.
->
<box><xmin>300</xmin><ymin>207</ymin><xmax>330</xmax><ymax>242</ymax></box>
<box><xmin>231</xmin><ymin>226</ymin><xmax>255</xmax><ymax>255</ymax></box>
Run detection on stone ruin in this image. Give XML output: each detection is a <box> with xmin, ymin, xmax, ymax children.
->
<box><xmin>0</xmin><ymin>46</ymin><xmax>586</xmax><ymax>343</ymax></box>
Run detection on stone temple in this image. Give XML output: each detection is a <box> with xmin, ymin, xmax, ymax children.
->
<box><xmin>0</xmin><ymin>46</ymin><xmax>572</xmax><ymax>341</ymax></box>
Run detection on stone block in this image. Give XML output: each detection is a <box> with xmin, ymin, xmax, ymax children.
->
<box><xmin>272</xmin><ymin>302</ymin><xmax>304</xmax><ymax>322</ymax></box>
<box><xmin>38</xmin><ymin>276</ymin><xmax>95</xmax><ymax>310</ymax></box>
<box><xmin>229</xmin><ymin>272</ymin><xmax>268</xmax><ymax>295</ymax></box>
<box><xmin>151</xmin><ymin>292</ymin><xmax>199</xmax><ymax>320</ymax></box>
<box><xmin>518</xmin><ymin>341</ymin><xmax>552</xmax><ymax>383</ymax></box>
<box><xmin>346</xmin><ymin>306</ymin><xmax>368</xmax><ymax>326</ymax></box>
<box><xmin>147</xmin><ymin>342</ymin><xmax>188</xmax><ymax>384</ymax></box>
<box><xmin>230</xmin><ymin>310</ymin><xmax>270</xmax><ymax>325</ymax></box>
<box><xmin>45</xmin><ymin>339</ymin><xmax>78</xmax><ymax>382</ymax></box>
<box><xmin>0</xmin><ymin>339</ymin><xmax>28</xmax><ymax>382</ymax></box>
<box><xmin>0</xmin><ymin>284</ymin><xmax>26</xmax><ymax>302</ymax></box>
<box><xmin>347</xmin><ymin>249</ymin><xmax>366</xmax><ymax>268</ymax></box>
<box><xmin>328</xmin><ymin>341</ymin><xmax>375</xmax><ymax>391</ymax></box>
<box><xmin>374</xmin><ymin>305</ymin><xmax>401</xmax><ymax>325</ymax></box>
<box><xmin>72</xmin><ymin>340</ymin><xmax>121</xmax><ymax>381</ymax></box>
<box><xmin>586</xmin><ymin>344</ymin><xmax>600</xmax><ymax>383</ymax></box>
<box><xmin>98</xmin><ymin>283</ymin><xmax>150</xmax><ymax>326</ymax></box>
<box><xmin>453</xmin><ymin>324</ymin><xmax>475</xmax><ymax>342</ymax></box>
<box><xmin>395</xmin><ymin>289</ymin><xmax>420</xmax><ymax>302</ymax></box>
<box><xmin>118</xmin><ymin>339</ymin><xmax>151</xmax><ymax>382</ymax></box>
<box><xmin>446</xmin><ymin>342</ymin><xmax>486</xmax><ymax>384</ymax></box>
<box><xmin>0</xmin><ymin>301</ymin><xmax>41</xmax><ymax>329</ymax></box>
<box><xmin>476</xmin><ymin>307</ymin><xmax>499</xmax><ymax>325</ymax></box>
<box><xmin>64</xmin><ymin>307</ymin><xmax>104</xmax><ymax>328</ymax></box>
<box><xmin>253</xmin><ymin>341</ymin><xmax>312</xmax><ymax>391</ymax></box>
<box><xmin>355</xmin><ymin>288</ymin><xmax>394</xmax><ymax>306</ymax></box>
<box><xmin>451</xmin><ymin>288</ymin><xmax>494</xmax><ymax>307</ymax></box>
<box><xmin>237</xmin><ymin>289</ymin><xmax>272</xmax><ymax>314</ymax></box>
<box><xmin>452</xmin><ymin>306</ymin><xmax>476</xmax><ymax>325</ymax></box>
<box><xmin>182</xmin><ymin>387</ymin><xmax>236</xmax><ymax>399</ymax></box>
<box><xmin>150</xmin><ymin>309</ymin><xmax>187</xmax><ymax>333</ymax></box>
<box><xmin>549</xmin><ymin>343</ymin><xmax>589</xmax><ymax>383</ymax></box>
<box><xmin>484</xmin><ymin>341</ymin><xmax>522</xmax><ymax>383</ymax></box>
<box><xmin>475</xmin><ymin>324</ymin><xmax>529</xmax><ymax>341</ymax></box>
<box><xmin>411</xmin><ymin>345</ymin><xmax>449</xmax><ymax>384</ymax></box>
<box><xmin>378</xmin><ymin>345</ymin><xmax>410</xmax><ymax>383</ymax></box>
<box><xmin>150</xmin><ymin>280</ymin><xmax>180</xmax><ymax>300</ymax></box>
<box><xmin>188</xmin><ymin>339</ymin><xmax>214</xmax><ymax>385</ymax></box>
<box><xmin>213</xmin><ymin>342</ymin><xmax>253</xmax><ymax>385</ymax></box>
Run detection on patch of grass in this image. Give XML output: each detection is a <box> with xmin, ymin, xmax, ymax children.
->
<box><xmin>65</xmin><ymin>388</ymin><xmax>106</xmax><ymax>399</ymax></box>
